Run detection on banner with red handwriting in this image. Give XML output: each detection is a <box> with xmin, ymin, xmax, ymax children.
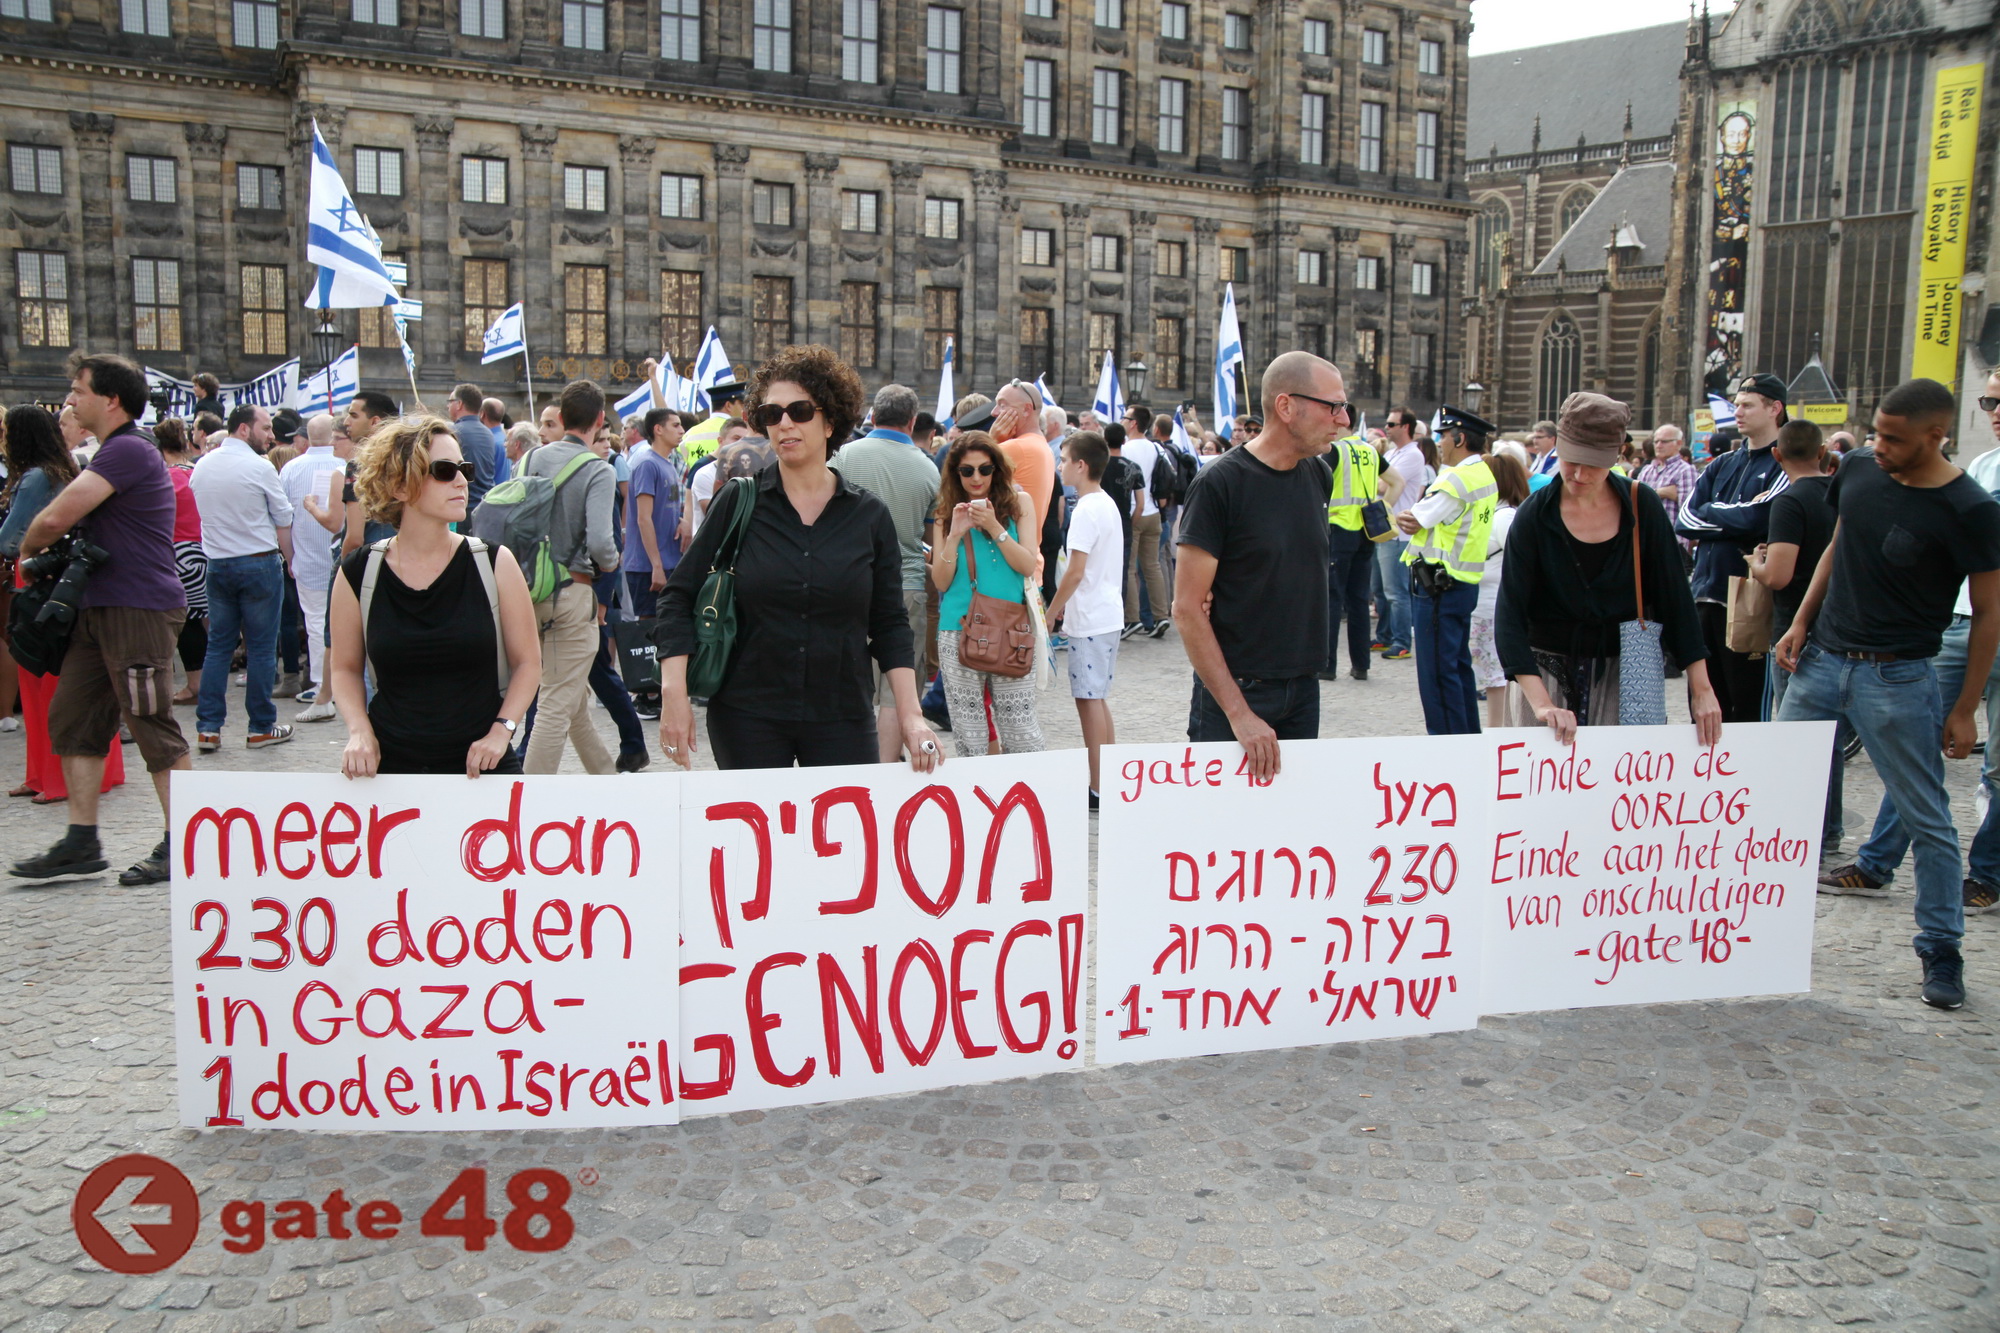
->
<box><xmin>1479</xmin><ymin>722</ymin><xmax>1830</xmax><ymax>1013</ymax></box>
<box><xmin>172</xmin><ymin>774</ymin><xmax>680</xmax><ymax>1131</ymax></box>
<box><xmin>1094</xmin><ymin>738</ymin><xmax>1492</xmax><ymax>1064</ymax></box>
<box><xmin>677</xmin><ymin>751</ymin><xmax>1089</xmax><ymax>1115</ymax></box>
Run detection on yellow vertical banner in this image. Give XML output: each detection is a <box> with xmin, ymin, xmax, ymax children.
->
<box><xmin>1912</xmin><ymin>63</ymin><xmax>1985</xmax><ymax>386</ymax></box>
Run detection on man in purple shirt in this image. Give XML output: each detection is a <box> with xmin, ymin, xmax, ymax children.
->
<box><xmin>11</xmin><ymin>353</ymin><xmax>192</xmax><ymax>886</ymax></box>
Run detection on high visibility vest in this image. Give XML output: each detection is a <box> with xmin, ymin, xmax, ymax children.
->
<box><xmin>681</xmin><ymin>411</ymin><xmax>730</xmax><ymax>465</ymax></box>
<box><xmin>1327</xmin><ymin>436</ymin><xmax>1381</xmax><ymax>531</ymax></box>
<box><xmin>1402</xmin><ymin>456</ymin><xmax>1498</xmax><ymax>584</ymax></box>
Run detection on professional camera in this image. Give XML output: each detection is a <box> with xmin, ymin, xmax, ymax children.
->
<box><xmin>147</xmin><ymin>380</ymin><xmax>177</xmax><ymax>423</ymax></box>
<box><xmin>19</xmin><ymin>537</ymin><xmax>110</xmax><ymax>628</ymax></box>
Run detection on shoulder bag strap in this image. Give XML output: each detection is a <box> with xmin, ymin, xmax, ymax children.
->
<box><xmin>357</xmin><ymin>538</ymin><xmax>393</xmax><ymax>684</ymax></box>
<box><xmin>1629</xmin><ymin>478</ymin><xmax>1647</xmax><ymax>624</ymax></box>
<box><xmin>464</xmin><ymin>538</ymin><xmax>511</xmax><ymax>692</ymax></box>
<box><xmin>713</xmin><ymin>475</ymin><xmax>758</xmax><ymax>572</ymax></box>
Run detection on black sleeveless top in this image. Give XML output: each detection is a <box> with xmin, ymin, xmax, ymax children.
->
<box><xmin>341</xmin><ymin>539</ymin><xmax>503</xmax><ymax>773</ymax></box>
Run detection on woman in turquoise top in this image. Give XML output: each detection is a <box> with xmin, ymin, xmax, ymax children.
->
<box><xmin>929</xmin><ymin>431</ymin><xmax>1045</xmax><ymax>756</ymax></box>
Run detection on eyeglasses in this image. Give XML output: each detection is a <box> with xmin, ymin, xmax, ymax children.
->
<box><xmin>957</xmin><ymin>462</ymin><xmax>995</xmax><ymax>478</ymax></box>
<box><xmin>1288</xmin><ymin>392</ymin><xmax>1352</xmax><ymax>417</ymax></box>
<box><xmin>748</xmin><ymin>399</ymin><xmax>821</xmax><ymax>433</ymax></box>
<box><xmin>427</xmin><ymin>459</ymin><xmax>476</xmax><ymax>484</ymax></box>
<box><xmin>1980</xmin><ymin>396</ymin><xmax>2000</xmax><ymax>413</ymax></box>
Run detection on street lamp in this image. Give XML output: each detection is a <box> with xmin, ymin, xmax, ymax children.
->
<box><xmin>311</xmin><ymin>308</ymin><xmax>343</xmax><ymax>373</ymax></box>
<box><xmin>1125</xmin><ymin>360</ymin><xmax>1149</xmax><ymax>405</ymax></box>
<box><xmin>1462</xmin><ymin>381</ymin><xmax>1486</xmax><ymax>416</ymax></box>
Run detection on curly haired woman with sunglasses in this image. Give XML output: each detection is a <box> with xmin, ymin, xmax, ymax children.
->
<box><xmin>326</xmin><ymin>417</ymin><xmax>542</xmax><ymax>777</ymax></box>
<box><xmin>656</xmin><ymin>344</ymin><xmax>943</xmax><ymax>771</ymax></box>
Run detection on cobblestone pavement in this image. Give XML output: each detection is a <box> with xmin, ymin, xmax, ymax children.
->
<box><xmin>1</xmin><ymin>628</ymin><xmax>1995</xmax><ymax>1332</ymax></box>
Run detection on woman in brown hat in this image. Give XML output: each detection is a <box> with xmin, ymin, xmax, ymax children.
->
<box><xmin>1495</xmin><ymin>392</ymin><xmax>1722</xmax><ymax>744</ymax></box>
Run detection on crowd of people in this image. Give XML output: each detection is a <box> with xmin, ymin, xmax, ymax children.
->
<box><xmin>2</xmin><ymin>345</ymin><xmax>1997</xmax><ymax>1013</ymax></box>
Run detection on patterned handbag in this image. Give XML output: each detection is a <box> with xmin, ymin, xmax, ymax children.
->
<box><xmin>1617</xmin><ymin>478</ymin><xmax>1670</xmax><ymax>725</ymax></box>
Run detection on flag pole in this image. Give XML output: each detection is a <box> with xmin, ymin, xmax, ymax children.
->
<box><xmin>521</xmin><ymin>318</ymin><xmax>536</xmax><ymax>415</ymax></box>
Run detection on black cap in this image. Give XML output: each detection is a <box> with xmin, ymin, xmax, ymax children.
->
<box><xmin>1438</xmin><ymin>404</ymin><xmax>1497</xmax><ymax>438</ymax></box>
<box><xmin>271</xmin><ymin>407</ymin><xmax>303</xmax><ymax>444</ymax></box>
<box><xmin>707</xmin><ymin>379</ymin><xmax>747</xmax><ymax>403</ymax></box>
<box><xmin>1733</xmin><ymin>372</ymin><xmax>1788</xmax><ymax>404</ymax></box>
<box><xmin>955</xmin><ymin>400</ymin><xmax>996</xmax><ymax>433</ymax></box>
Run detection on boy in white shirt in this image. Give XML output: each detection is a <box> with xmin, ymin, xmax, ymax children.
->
<box><xmin>1045</xmin><ymin>431</ymin><xmax>1125</xmax><ymax>808</ymax></box>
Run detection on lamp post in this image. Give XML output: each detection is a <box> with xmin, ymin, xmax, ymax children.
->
<box><xmin>310</xmin><ymin>309</ymin><xmax>343</xmax><ymax>413</ymax></box>
<box><xmin>1462</xmin><ymin>380</ymin><xmax>1486</xmax><ymax>417</ymax></box>
<box><xmin>1126</xmin><ymin>360</ymin><xmax>1149</xmax><ymax>406</ymax></box>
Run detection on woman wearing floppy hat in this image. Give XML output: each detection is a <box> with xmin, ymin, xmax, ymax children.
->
<box><xmin>1495</xmin><ymin>392</ymin><xmax>1722</xmax><ymax>745</ymax></box>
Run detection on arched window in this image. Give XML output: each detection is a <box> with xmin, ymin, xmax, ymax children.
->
<box><xmin>1778</xmin><ymin>0</ymin><xmax>1844</xmax><ymax>51</ymax></box>
<box><xmin>1558</xmin><ymin>187</ymin><xmax>1594</xmax><ymax>238</ymax></box>
<box><xmin>1537</xmin><ymin>313</ymin><xmax>1582</xmax><ymax>421</ymax></box>
<box><xmin>1474</xmin><ymin>197</ymin><xmax>1510</xmax><ymax>291</ymax></box>
<box><xmin>1858</xmin><ymin>0</ymin><xmax>1926</xmax><ymax>36</ymax></box>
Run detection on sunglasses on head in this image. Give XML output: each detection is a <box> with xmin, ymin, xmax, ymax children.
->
<box><xmin>1981</xmin><ymin>396</ymin><xmax>2000</xmax><ymax>413</ymax></box>
<box><xmin>748</xmin><ymin>399</ymin><xmax>821</xmax><ymax>432</ymax></box>
<box><xmin>957</xmin><ymin>462</ymin><xmax>995</xmax><ymax>478</ymax></box>
<box><xmin>427</xmin><ymin>459</ymin><xmax>476</xmax><ymax>484</ymax></box>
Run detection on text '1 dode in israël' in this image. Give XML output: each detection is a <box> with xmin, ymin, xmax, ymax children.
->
<box><xmin>1092</xmin><ymin>724</ymin><xmax>1832</xmax><ymax>1066</ymax></box>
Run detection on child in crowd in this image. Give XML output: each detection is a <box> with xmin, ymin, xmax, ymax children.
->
<box><xmin>1044</xmin><ymin>431</ymin><xmax>1124</xmax><ymax>809</ymax></box>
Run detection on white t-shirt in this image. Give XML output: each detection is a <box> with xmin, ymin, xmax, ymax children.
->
<box><xmin>688</xmin><ymin>461</ymin><xmax>718</xmax><ymax>534</ymax></box>
<box><xmin>1061</xmin><ymin>489</ymin><xmax>1126</xmax><ymax>638</ymax></box>
<box><xmin>1123</xmin><ymin>436</ymin><xmax>1161</xmax><ymax>517</ymax></box>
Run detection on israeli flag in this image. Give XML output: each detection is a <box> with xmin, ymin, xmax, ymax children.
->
<box><xmin>1170</xmin><ymin>406</ymin><xmax>1195</xmax><ymax>456</ymax></box>
<box><xmin>935</xmin><ymin>337</ymin><xmax>955</xmax><ymax>427</ymax></box>
<box><xmin>614</xmin><ymin>378</ymin><xmax>657</xmax><ymax>420</ymax></box>
<box><xmin>1708</xmin><ymin>393</ymin><xmax>1737</xmax><ymax>428</ymax></box>
<box><xmin>1091</xmin><ymin>350</ymin><xmax>1124</xmax><ymax>422</ymax></box>
<box><xmin>1035</xmin><ymin>375</ymin><xmax>1059</xmax><ymax>409</ymax></box>
<box><xmin>295</xmin><ymin>345</ymin><xmax>360</xmax><ymax>413</ymax></box>
<box><xmin>305</xmin><ymin>122</ymin><xmax>399</xmax><ymax>307</ymax></box>
<box><xmin>393</xmin><ymin>311</ymin><xmax>417</xmax><ymax>379</ymax></box>
<box><xmin>481</xmin><ymin>302</ymin><xmax>525</xmax><ymax>364</ymax></box>
<box><xmin>306</xmin><ymin>264</ymin><xmax>401</xmax><ymax>312</ymax></box>
<box><xmin>664</xmin><ymin>360</ymin><xmax>706</xmax><ymax>414</ymax></box>
<box><xmin>1214</xmin><ymin>283</ymin><xmax>1244</xmax><ymax>440</ymax></box>
<box><xmin>693</xmin><ymin>326</ymin><xmax>734</xmax><ymax>390</ymax></box>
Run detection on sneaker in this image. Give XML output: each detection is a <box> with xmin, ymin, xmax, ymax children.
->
<box><xmin>197</xmin><ymin>732</ymin><xmax>221</xmax><ymax>754</ymax></box>
<box><xmin>295</xmin><ymin>699</ymin><xmax>338</xmax><ymax>723</ymax></box>
<box><xmin>1965</xmin><ymin>877</ymin><xmax>2000</xmax><ymax>915</ymax></box>
<box><xmin>1147</xmin><ymin>619</ymin><xmax>1172</xmax><ymax>639</ymax></box>
<box><xmin>1088</xmin><ymin>789</ymin><xmax>1100</xmax><ymax>811</ymax></box>
<box><xmin>1380</xmin><ymin>647</ymin><xmax>1412</xmax><ymax>661</ymax></box>
<box><xmin>0</xmin><ymin>716</ymin><xmax>19</xmax><ymax>732</ymax></box>
<box><xmin>294</xmin><ymin>685</ymin><xmax>318</xmax><ymax>705</ymax></box>
<box><xmin>11</xmin><ymin>834</ymin><xmax>108</xmax><ymax>882</ymax></box>
<box><xmin>1919</xmin><ymin>947</ymin><xmax>1965</xmax><ymax>1010</ymax></box>
<box><xmin>118</xmin><ymin>838</ymin><xmax>171</xmax><ymax>887</ymax></box>
<box><xmin>1350</xmin><ymin>667</ymin><xmax>1369</xmax><ymax>681</ymax></box>
<box><xmin>271</xmin><ymin>672</ymin><xmax>301</xmax><ymax>700</ymax></box>
<box><xmin>634</xmin><ymin>701</ymin><xmax>662</xmax><ymax>721</ymax></box>
<box><xmin>1048</xmin><ymin>633</ymin><xmax>1069</xmax><ymax>651</ymax></box>
<box><xmin>1818</xmin><ymin>861</ymin><xmax>1889</xmax><ymax>896</ymax></box>
<box><xmin>616</xmin><ymin>750</ymin><xmax>651</xmax><ymax>773</ymax></box>
<box><xmin>1119</xmin><ymin>622</ymin><xmax>1143</xmax><ymax>641</ymax></box>
<box><xmin>246</xmin><ymin>725</ymin><xmax>294</xmax><ymax>749</ymax></box>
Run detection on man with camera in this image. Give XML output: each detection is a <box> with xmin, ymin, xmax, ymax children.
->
<box><xmin>10</xmin><ymin>354</ymin><xmax>192</xmax><ymax>886</ymax></box>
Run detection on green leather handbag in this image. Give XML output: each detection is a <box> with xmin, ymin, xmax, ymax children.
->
<box><xmin>686</xmin><ymin>476</ymin><xmax>758</xmax><ymax>698</ymax></box>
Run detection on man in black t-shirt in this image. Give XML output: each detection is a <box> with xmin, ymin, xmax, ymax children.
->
<box><xmin>1775</xmin><ymin>379</ymin><xmax>2000</xmax><ymax>1011</ymax></box>
<box><xmin>1174</xmin><ymin>350</ymin><xmax>1344</xmax><ymax>779</ymax></box>
<box><xmin>1749</xmin><ymin>420</ymin><xmax>1836</xmax><ymax>710</ymax></box>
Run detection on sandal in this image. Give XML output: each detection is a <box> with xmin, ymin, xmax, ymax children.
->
<box><xmin>9</xmin><ymin>782</ymin><xmax>38</xmax><ymax>798</ymax></box>
<box><xmin>30</xmin><ymin>791</ymin><xmax>65</xmax><ymax>805</ymax></box>
<box><xmin>172</xmin><ymin>689</ymin><xmax>197</xmax><ymax>705</ymax></box>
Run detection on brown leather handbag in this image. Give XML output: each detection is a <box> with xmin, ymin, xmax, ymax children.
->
<box><xmin>956</xmin><ymin>532</ymin><xmax>1035</xmax><ymax>678</ymax></box>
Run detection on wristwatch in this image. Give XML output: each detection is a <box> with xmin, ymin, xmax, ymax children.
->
<box><xmin>496</xmin><ymin>717</ymin><xmax>518</xmax><ymax>736</ymax></box>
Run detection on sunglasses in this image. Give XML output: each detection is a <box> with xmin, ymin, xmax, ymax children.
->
<box><xmin>748</xmin><ymin>400</ymin><xmax>821</xmax><ymax>432</ymax></box>
<box><xmin>427</xmin><ymin>459</ymin><xmax>476</xmax><ymax>483</ymax></box>
<box><xmin>957</xmin><ymin>462</ymin><xmax>995</xmax><ymax>478</ymax></box>
<box><xmin>1980</xmin><ymin>396</ymin><xmax>2000</xmax><ymax>413</ymax></box>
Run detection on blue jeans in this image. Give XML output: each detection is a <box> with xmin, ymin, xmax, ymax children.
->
<box><xmin>1853</xmin><ymin>616</ymin><xmax>2000</xmax><ymax>888</ymax></box>
<box><xmin>1768</xmin><ymin>651</ymin><xmax>1848</xmax><ymax>849</ymax></box>
<box><xmin>278</xmin><ymin>571</ymin><xmax>302</xmax><ymax>675</ymax></box>
<box><xmin>1188</xmin><ymin>673</ymin><xmax>1320</xmax><ymax>743</ymax></box>
<box><xmin>198</xmin><ymin>551</ymin><xmax>284</xmax><ymax>735</ymax></box>
<box><xmin>1411</xmin><ymin>574</ymin><xmax>1481</xmax><ymax>735</ymax></box>
<box><xmin>1326</xmin><ymin>524</ymin><xmax>1373</xmax><ymax>673</ymax></box>
<box><xmin>1777</xmin><ymin>643</ymin><xmax>1964</xmax><ymax>953</ymax></box>
<box><xmin>1374</xmin><ymin>538</ymin><xmax>1412</xmax><ymax>652</ymax></box>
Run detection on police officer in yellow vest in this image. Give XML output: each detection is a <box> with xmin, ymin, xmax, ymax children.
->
<box><xmin>680</xmin><ymin>378</ymin><xmax>748</xmax><ymax>467</ymax></box>
<box><xmin>1322</xmin><ymin>431</ymin><xmax>1385</xmax><ymax>682</ymax></box>
<box><xmin>1396</xmin><ymin>406</ymin><xmax>1499</xmax><ymax>734</ymax></box>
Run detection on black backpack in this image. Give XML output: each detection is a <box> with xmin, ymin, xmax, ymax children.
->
<box><xmin>1148</xmin><ymin>447</ymin><xmax>1183</xmax><ymax>508</ymax></box>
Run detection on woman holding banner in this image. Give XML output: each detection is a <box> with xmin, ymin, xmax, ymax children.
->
<box><xmin>328</xmin><ymin>417</ymin><xmax>542</xmax><ymax>778</ymax></box>
<box><xmin>1497</xmin><ymin>392</ymin><xmax>1721</xmax><ymax>746</ymax></box>
<box><xmin>655</xmin><ymin>344</ymin><xmax>941</xmax><ymax>772</ymax></box>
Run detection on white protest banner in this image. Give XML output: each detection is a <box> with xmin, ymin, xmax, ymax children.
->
<box><xmin>1094</xmin><ymin>739</ymin><xmax>1490</xmax><ymax>1065</ymax></box>
<box><xmin>678</xmin><ymin>751</ymin><xmax>1089</xmax><ymax>1116</ymax></box>
<box><xmin>144</xmin><ymin>362</ymin><xmax>300</xmax><ymax>422</ymax></box>
<box><xmin>1478</xmin><ymin>722</ymin><xmax>1831</xmax><ymax>1013</ymax></box>
<box><xmin>172</xmin><ymin>774</ymin><xmax>680</xmax><ymax>1132</ymax></box>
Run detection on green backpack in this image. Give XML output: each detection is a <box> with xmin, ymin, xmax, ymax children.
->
<box><xmin>468</xmin><ymin>448</ymin><xmax>597</xmax><ymax>603</ymax></box>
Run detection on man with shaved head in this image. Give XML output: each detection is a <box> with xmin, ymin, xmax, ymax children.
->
<box><xmin>1172</xmin><ymin>350</ymin><xmax>1349</xmax><ymax>779</ymax></box>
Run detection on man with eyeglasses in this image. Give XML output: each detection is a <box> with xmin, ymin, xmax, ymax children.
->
<box><xmin>1173</xmin><ymin>350</ymin><xmax>1348</xmax><ymax>780</ymax></box>
<box><xmin>1376</xmin><ymin>408</ymin><xmax>1427</xmax><ymax>660</ymax></box>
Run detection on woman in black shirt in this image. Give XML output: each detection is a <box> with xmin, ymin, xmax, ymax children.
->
<box><xmin>656</xmin><ymin>345</ymin><xmax>942</xmax><ymax>772</ymax></box>
<box><xmin>327</xmin><ymin>417</ymin><xmax>542</xmax><ymax>777</ymax></box>
<box><xmin>1497</xmin><ymin>393</ymin><xmax>1721</xmax><ymax>745</ymax></box>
